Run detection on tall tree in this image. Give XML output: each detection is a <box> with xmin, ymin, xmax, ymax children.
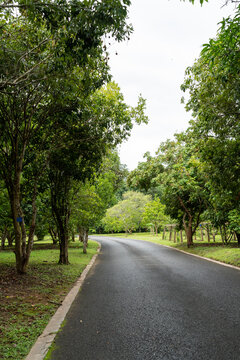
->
<box><xmin>157</xmin><ymin>137</ymin><xmax>208</xmax><ymax>246</ymax></box>
<box><xmin>0</xmin><ymin>1</ymin><xmax>134</xmax><ymax>273</ymax></box>
<box><xmin>49</xmin><ymin>82</ymin><xmax>148</xmax><ymax>264</ymax></box>
<box><xmin>127</xmin><ymin>152</ymin><xmax>163</xmax><ymax>196</ymax></box>
<box><xmin>181</xmin><ymin>6</ymin><xmax>240</xmax><ymax>244</ymax></box>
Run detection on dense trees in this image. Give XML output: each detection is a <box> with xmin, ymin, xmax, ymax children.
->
<box><xmin>0</xmin><ymin>0</ymin><xmax>150</xmax><ymax>272</ymax></box>
<box><xmin>1</xmin><ymin>0</ymin><xmax>240</xmax><ymax>277</ymax></box>
<box><xmin>142</xmin><ymin>198</ymin><xmax>167</xmax><ymax>235</ymax></box>
<box><xmin>102</xmin><ymin>191</ymin><xmax>151</xmax><ymax>233</ymax></box>
<box><xmin>125</xmin><ymin>4</ymin><xmax>240</xmax><ymax>246</ymax></box>
<box><xmin>181</xmin><ymin>6</ymin><xmax>240</xmax><ymax>244</ymax></box>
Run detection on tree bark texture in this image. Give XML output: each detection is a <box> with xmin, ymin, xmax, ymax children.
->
<box><xmin>6</xmin><ymin>160</ymin><xmax>37</xmax><ymax>273</ymax></box>
<box><xmin>50</xmin><ymin>173</ymin><xmax>71</xmax><ymax>265</ymax></box>
<box><xmin>83</xmin><ymin>229</ymin><xmax>89</xmax><ymax>254</ymax></box>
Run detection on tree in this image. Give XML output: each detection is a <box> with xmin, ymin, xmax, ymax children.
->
<box><xmin>0</xmin><ymin>1</ymin><xmax>134</xmax><ymax>273</ymax></box>
<box><xmin>72</xmin><ymin>182</ymin><xmax>105</xmax><ymax>253</ymax></box>
<box><xmin>0</xmin><ymin>0</ymin><xmax>133</xmax><ymax>91</ymax></box>
<box><xmin>142</xmin><ymin>198</ymin><xmax>168</xmax><ymax>235</ymax></box>
<box><xmin>181</xmin><ymin>7</ymin><xmax>240</xmax><ymax>244</ymax></box>
<box><xmin>157</xmin><ymin>137</ymin><xmax>208</xmax><ymax>247</ymax></box>
<box><xmin>48</xmin><ymin>82</ymin><xmax>148</xmax><ymax>264</ymax></box>
<box><xmin>127</xmin><ymin>152</ymin><xmax>163</xmax><ymax>196</ymax></box>
<box><xmin>102</xmin><ymin>191</ymin><xmax>151</xmax><ymax>233</ymax></box>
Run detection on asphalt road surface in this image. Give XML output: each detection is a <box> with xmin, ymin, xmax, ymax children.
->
<box><xmin>49</xmin><ymin>236</ymin><xmax>240</xmax><ymax>360</ymax></box>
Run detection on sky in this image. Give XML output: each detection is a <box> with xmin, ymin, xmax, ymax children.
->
<box><xmin>107</xmin><ymin>0</ymin><xmax>236</xmax><ymax>171</ymax></box>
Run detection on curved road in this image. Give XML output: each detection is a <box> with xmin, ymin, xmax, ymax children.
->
<box><xmin>49</xmin><ymin>236</ymin><xmax>240</xmax><ymax>360</ymax></box>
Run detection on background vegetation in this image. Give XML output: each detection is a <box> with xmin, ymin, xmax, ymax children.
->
<box><xmin>0</xmin><ymin>1</ymin><xmax>240</xmax><ymax>359</ymax></box>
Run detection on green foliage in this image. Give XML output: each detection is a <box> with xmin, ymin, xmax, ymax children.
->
<box><xmin>181</xmin><ymin>6</ymin><xmax>240</xmax><ymax>231</ymax></box>
<box><xmin>157</xmin><ymin>137</ymin><xmax>208</xmax><ymax>235</ymax></box>
<box><xmin>127</xmin><ymin>152</ymin><xmax>163</xmax><ymax>196</ymax></box>
<box><xmin>228</xmin><ymin>209</ymin><xmax>240</xmax><ymax>234</ymax></box>
<box><xmin>142</xmin><ymin>198</ymin><xmax>168</xmax><ymax>234</ymax></box>
<box><xmin>0</xmin><ymin>0</ymin><xmax>146</xmax><ymax>271</ymax></box>
<box><xmin>72</xmin><ymin>181</ymin><xmax>105</xmax><ymax>231</ymax></box>
<box><xmin>102</xmin><ymin>191</ymin><xmax>151</xmax><ymax>233</ymax></box>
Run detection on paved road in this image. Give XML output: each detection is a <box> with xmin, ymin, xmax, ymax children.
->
<box><xmin>49</xmin><ymin>237</ymin><xmax>240</xmax><ymax>360</ymax></box>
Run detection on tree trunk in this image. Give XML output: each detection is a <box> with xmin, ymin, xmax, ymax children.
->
<box><xmin>169</xmin><ymin>227</ymin><xmax>172</xmax><ymax>241</ymax></box>
<box><xmin>162</xmin><ymin>227</ymin><xmax>165</xmax><ymax>240</ymax></box>
<box><xmin>57</xmin><ymin>218</ymin><xmax>70</xmax><ymax>264</ymax></box>
<box><xmin>78</xmin><ymin>226</ymin><xmax>84</xmax><ymax>242</ymax></box>
<box><xmin>71</xmin><ymin>230</ymin><xmax>75</xmax><ymax>242</ymax></box>
<box><xmin>10</xmin><ymin>181</ymin><xmax>38</xmax><ymax>274</ymax></box>
<box><xmin>10</xmin><ymin>178</ymin><xmax>28</xmax><ymax>273</ymax></box>
<box><xmin>1</xmin><ymin>228</ymin><xmax>7</xmax><ymax>250</ymax></box>
<box><xmin>83</xmin><ymin>229</ymin><xmax>89</xmax><ymax>254</ymax></box>
<box><xmin>180</xmin><ymin>230</ymin><xmax>183</xmax><ymax>243</ymax></box>
<box><xmin>183</xmin><ymin>214</ymin><xmax>193</xmax><ymax>247</ymax></box>
<box><xmin>59</xmin><ymin>231</ymin><xmax>69</xmax><ymax>264</ymax></box>
<box><xmin>200</xmin><ymin>226</ymin><xmax>204</xmax><ymax>241</ymax></box>
<box><xmin>205</xmin><ymin>224</ymin><xmax>210</xmax><ymax>243</ymax></box>
<box><xmin>185</xmin><ymin>226</ymin><xmax>193</xmax><ymax>247</ymax></box>
<box><xmin>50</xmin><ymin>173</ymin><xmax>71</xmax><ymax>265</ymax></box>
<box><xmin>212</xmin><ymin>229</ymin><xmax>216</xmax><ymax>243</ymax></box>
<box><xmin>174</xmin><ymin>229</ymin><xmax>177</xmax><ymax>243</ymax></box>
<box><xmin>49</xmin><ymin>227</ymin><xmax>58</xmax><ymax>245</ymax></box>
<box><xmin>220</xmin><ymin>225</ymin><xmax>228</xmax><ymax>244</ymax></box>
<box><xmin>6</xmin><ymin>230</ymin><xmax>14</xmax><ymax>247</ymax></box>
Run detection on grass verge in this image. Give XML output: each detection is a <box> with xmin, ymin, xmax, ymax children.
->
<box><xmin>0</xmin><ymin>240</ymin><xmax>99</xmax><ymax>360</ymax></box>
<box><xmin>95</xmin><ymin>232</ymin><xmax>240</xmax><ymax>268</ymax></box>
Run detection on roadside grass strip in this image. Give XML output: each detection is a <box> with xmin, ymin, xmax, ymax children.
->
<box><xmin>0</xmin><ymin>240</ymin><xmax>99</xmax><ymax>360</ymax></box>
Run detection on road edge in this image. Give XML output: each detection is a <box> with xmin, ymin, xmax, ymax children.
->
<box><xmin>25</xmin><ymin>243</ymin><xmax>101</xmax><ymax>360</ymax></box>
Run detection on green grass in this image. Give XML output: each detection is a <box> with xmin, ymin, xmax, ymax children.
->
<box><xmin>95</xmin><ymin>232</ymin><xmax>240</xmax><ymax>267</ymax></box>
<box><xmin>0</xmin><ymin>240</ymin><xmax>99</xmax><ymax>360</ymax></box>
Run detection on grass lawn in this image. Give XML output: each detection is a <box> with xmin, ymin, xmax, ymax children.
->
<box><xmin>0</xmin><ymin>239</ymin><xmax>99</xmax><ymax>360</ymax></box>
<box><xmin>95</xmin><ymin>232</ymin><xmax>240</xmax><ymax>268</ymax></box>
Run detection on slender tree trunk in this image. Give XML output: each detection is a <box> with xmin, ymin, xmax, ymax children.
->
<box><xmin>59</xmin><ymin>231</ymin><xmax>69</xmax><ymax>264</ymax></box>
<box><xmin>206</xmin><ymin>224</ymin><xmax>210</xmax><ymax>243</ymax></box>
<box><xmin>9</xmin><ymin>168</ymin><xmax>29</xmax><ymax>273</ymax></box>
<box><xmin>7</xmin><ymin>230</ymin><xmax>14</xmax><ymax>247</ymax></box>
<box><xmin>71</xmin><ymin>230</ymin><xmax>75</xmax><ymax>242</ymax></box>
<box><xmin>174</xmin><ymin>229</ymin><xmax>177</xmax><ymax>243</ymax></box>
<box><xmin>78</xmin><ymin>226</ymin><xmax>85</xmax><ymax>242</ymax></box>
<box><xmin>50</xmin><ymin>173</ymin><xmax>71</xmax><ymax>265</ymax></box>
<box><xmin>49</xmin><ymin>227</ymin><xmax>58</xmax><ymax>244</ymax></box>
<box><xmin>185</xmin><ymin>225</ymin><xmax>193</xmax><ymax>247</ymax></box>
<box><xmin>1</xmin><ymin>228</ymin><xmax>7</xmax><ymax>250</ymax></box>
<box><xmin>183</xmin><ymin>214</ymin><xmax>193</xmax><ymax>247</ymax></box>
<box><xmin>57</xmin><ymin>218</ymin><xmax>70</xmax><ymax>264</ymax></box>
<box><xmin>180</xmin><ymin>230</ymin><xmax>183</xmax><ymax>243</ymax></box>
<box><xmin>162</xmin><ymin>227</ymin><xmax>165</xmax><ymax>240</ymax></box>
<box><xmin>9</xmin><ymin>180</ymin><xmax>38</xmax><ymax>274</ymax></box>
<box><xmin>212</xmin><ymin>229</ymin><xmax>216</xmax><ymax>243</ymax></box>
<box><xmin>83</xmin><ymin>229</ymin><xmax>89</xmax><ymax>254</ymax></box>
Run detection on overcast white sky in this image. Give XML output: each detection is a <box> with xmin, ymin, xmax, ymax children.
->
<box><xmin>108</xmin><ymin>0</ymin><xmax>236</xmax><ymax>170</ymax></box>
